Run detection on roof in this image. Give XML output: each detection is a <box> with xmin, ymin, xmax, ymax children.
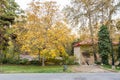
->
<box><xmin>73</xmin><ymin>40</ymin><xmax>119</xmax><ymax>47</ymax></box>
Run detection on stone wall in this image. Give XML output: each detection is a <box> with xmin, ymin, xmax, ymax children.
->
<box><xmin>74</xmin><ymin>46</ymin><xmax>81</xmax><ymax>64</ymax></box>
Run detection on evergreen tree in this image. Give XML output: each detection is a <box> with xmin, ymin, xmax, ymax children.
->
<box><xmin>98</xmin><ymin>25</ymin><xmax>111</xmax><ymax>65</ymax></box>
<box><xmin>0</xmin><ymin>0</ymin><xmax>21</xmax><ymax>61</ymax></box>
<box><xmin>0</xmin><ymin>0</ymin><xmax>21</xmax><ymax>26</ymax></box>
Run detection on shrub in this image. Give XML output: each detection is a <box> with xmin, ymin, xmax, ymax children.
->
<box><xmin>66</xmin><ymin>56</ymin><xmax>76</xmax><ymax>65</ymax></box>
<box><xmin>46</xmin><ymin>56</ymin><xmax>77</xmax><ymax>65</ymax></box>
<box><xmin>2</xmin><ymin>58</ymin><xmax>9</xmax><ymax>64</ymax></box>
<box><xmin>30</xmin><ymin>60</ymin><xmax>41</xmax><ymax>65</ymax></box>
<box><xmin>46</xmin><ymin>58</ymin><xmax>63</xmax><ymax>65</ymax></box>
<box><xmin>10</xmin><ymin>59</ymin><xmax>20</xmax><ymax>64</ymax></box>
<box><xmin>19</xmin><ymin>58</ymin><xmax>29</xmax><ymax>65</ymax></box>
<box><xmin>2</xmin><ymin>58</ymin><xmax>20</xmax><ymax>64</ymax></box>
<box><xmin>95</xmin><ymin>61</ymin><xmax>101</xmax><ymax>65</ymax></box>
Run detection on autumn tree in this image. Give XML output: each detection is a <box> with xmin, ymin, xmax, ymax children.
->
<box><xmin>16</xmin><ymin>0</ymin><xmax>74</xmax><ymax>66</ymax></box>
<box><xmin>64</xmin><ymin>0</ymin><xmax>99</xmax><ymax>62</ymax></box>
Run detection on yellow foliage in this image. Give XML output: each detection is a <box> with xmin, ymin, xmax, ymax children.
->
<box><xmin>49</xmin><ymin>49</ymin><xmax>57</xmax><ymax>58</ymax></box>
<box><xmin>14</xmin><ymin>0</ymin><xmax>75</xmax><ymax>58</ymax></box>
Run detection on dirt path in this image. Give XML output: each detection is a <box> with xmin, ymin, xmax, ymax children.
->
<box><xmin>71</xmin><ymin>65</ymin><xmax>110</xmax><ymax>73</ymax></box>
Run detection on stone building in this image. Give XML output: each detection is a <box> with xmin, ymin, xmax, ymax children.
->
<box><xmin>73</xmin><ymin>40</ymin><xmax>119</xmax><ymax>65</ymax></box>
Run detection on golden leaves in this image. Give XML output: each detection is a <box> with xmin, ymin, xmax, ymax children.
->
<box><xmin>14</xmin><ymin>0</ymin><xmax>74</xmax><ymax>58</ymax></box>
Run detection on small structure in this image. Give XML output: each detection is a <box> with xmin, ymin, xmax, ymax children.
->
<box><xmin>73</xmin><ymin>40</ymin><xmax>119</xmax><ymax>65</ymax></box>
<box><xmin>20</xmin><ymin>55</ymin><xmax>35</xmax><ymax>61</ymax></box>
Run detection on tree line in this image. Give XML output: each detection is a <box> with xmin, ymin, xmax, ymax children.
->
<box><xmin>0</xmin><ymin>0</ymin><xmax>75</xmax><ymax>66</ymax></box>
<box><xmin>64</xmin><ymin>0</ymin><xmax>120</xmax><ymax>66</ymax></box>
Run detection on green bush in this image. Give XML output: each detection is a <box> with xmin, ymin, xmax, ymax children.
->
<box><xmin>9</xmin><ymin>59</ymin><xmax>19</xmax><ymax>64</ymax></box>
<box><xmin>46</xmin><ymin>58</ymin><xmax>63</xmax><ymax>65</ymax></box>
<box><xmin>2</xmin><ymin>58</ymin><xmax>9</xmax><ymax>64</ymax></box>
<box><xmin>66</xmin><ymin>56</ymin><xmax>76</xmax><ymax>65</ymax></box>
<box><xmin>46</xmin><ymin>56</ymin><xmax>77</xmax><ymax>65</ymax></box>
<box><xmin>19</xmin><ymin>58</ymin><xmax>29</xmax><ymax>65</ymax></box>
<box><xmin>2</xmin><ymin>58</ymin><xmax>20</xmax><ymax>64</ymax></box>
<box><xmin>30</xmin><ymin>60</ymin><xmax>41</xmax><ymax>65</ymax></box>
<box><xmin>95</xmin><ymin>61</ymin><xmax>101</xmax><ymax>65</ymax></box>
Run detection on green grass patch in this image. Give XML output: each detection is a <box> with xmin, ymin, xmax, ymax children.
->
<box><xmin>102</xmin><ymin>65</ymin><xmax>112</xmax><ymax>69</ymax></box>
<box><xmin>115</xmin><ymin>66</ymin><xmax>120</xmax><ymax>71</ymax></box>
<box><xmin>102</xmin><ymin>64</ymin><xmax>120</xmax><ymax>72</ymax></box>
<box><xmin>0</xmin><ymin>65</ymin><xmax>71</xmax><ymax>73</ymax></box>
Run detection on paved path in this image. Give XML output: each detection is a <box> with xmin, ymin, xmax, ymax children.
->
<box><xmin>71</xmin><ymin>65</ymin><xmax>110</xmax><ymax>72</ymax></box>
<box><xmin>0</xmin><ymin>73</ymin><xmax>120</xmax><ymax>80</ymax></box>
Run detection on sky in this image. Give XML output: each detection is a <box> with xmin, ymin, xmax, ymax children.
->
<box><xmin>15</xmin><ymin>0</ymin><xmax>70</xmax><ymax>10</ymax></box>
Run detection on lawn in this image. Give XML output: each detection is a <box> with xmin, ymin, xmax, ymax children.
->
<box><xmin>0</xmin><ymin>65</ymin><xmax>71</xmax><ymax>73</ymax></box>
<box><xmin>102</xmin><ymin>65</ymin><xmax>112</xmax><ymax>69</ymax></box>
<box><xmin>102</xmin><ymin>65</ymin><xmax>120</xmax><ymax>72</ymax></box>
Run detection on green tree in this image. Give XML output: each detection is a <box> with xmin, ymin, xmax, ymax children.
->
<box><xmin>0</xmin><ymin>0</ymin><xmax>21</xmax><ymax>26</ymax></box>
<box><xmin>98</xmin><ymin>25</ymin><xmax>111</xmax><ymax>65</ymax></box>
<box><xmin>0</xmin><ymin>0</ymin><xmax>21</xmax><ymax>62</ymax></box>
<box><xmin>118</xmin><ymin>38</ymin><xmax>120</xmax><ymax>66</ymax></box>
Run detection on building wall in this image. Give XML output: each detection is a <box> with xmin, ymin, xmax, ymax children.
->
<box><xmin>74</xmin><ymin>47</ymin><xmax>81</xmax><ymax>64</ymax></box>
<box><xmin>74</xmin><ymin>46</ymin><xmax>96</xmax><ymax>65</ymax></box>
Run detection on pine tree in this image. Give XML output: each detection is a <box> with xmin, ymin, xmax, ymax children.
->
<box><xmin>0</xmin><ymin>0</ymin><xmax>21</xmax><ymax>62</ymax></box>
<box><xmin>98</xmin><ymin>25</ymin><xmax>111</xmax><ymax>65</ymax></box>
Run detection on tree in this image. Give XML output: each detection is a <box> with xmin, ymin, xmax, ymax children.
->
<box><xmin>98</xmin><ymin>25</ymin><xmax>111</xmax><ymax>65</ymax></box>
<box><xmin>15</xmin><ymin>0</ymin><xmax>74</xmax><ymax>66</ymax></box>
<box><xmin>0</xmin><ymin>0</ymin><xmax>21</xmax><ymax>62</ymax></box>
<box><xmin>64</xmin><ymin>0</ymin><xmax>98</xmax><ymax>62</ymax></box>
<box><xmin>99</xmin><ymin>0</ymin><xmax>120</xmax><ymax>67</ymax></box>
<box><xmin>64</xmin><ymin>0</ymin><xmax>120</xmax><ymax>64</ymax></box>
<box><xmin>118</xmin><ymin>38</ymin><xmax>120</xmax><ymax>66</ymax></box>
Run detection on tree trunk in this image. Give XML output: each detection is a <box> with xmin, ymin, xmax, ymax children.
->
<box><xmin>88</xmin><ymin>12</ymin><xmax>97</xmax><ymax>63</ymax></box>
<box><xmin>0</xmin><ymin>50</ymin><xmax>2</xmax><ymax>63</ymax></box>
<box><xmin>101</xmin><ymin>0</ymin><xmax>104</xmax><ymax>25</ymax></box>
<box><xmin>12</xmin><ymin>40</ymin><xmax>16</xmax><ymax>60</ymax></box>
<box><xmin>17</xmin><ymin>52</ymin><xmax>20</xmax><ymax>61</ymax></box>
<box><xmin>108</xmin><ymin>8</ymin><xmax>115</xmax><ymax>67</ymax></box>
<box><xmin>110</xmin><ymin>39</ymin><xmax>115</xmax><ymax>68</ymax></box>
<box><xmin>42</xmin><ymin>56</ymin><xmax>45</xmax><ymax>66</ymax></box>
<box><xmin>38</xmin><ymin>48</ymin><xmax>41</xmax><ymax>63</ymax></box>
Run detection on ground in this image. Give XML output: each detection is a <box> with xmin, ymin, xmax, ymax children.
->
<box><xmin>0</xmin><ymin>73</ymin><xmax>120</xmax><ymax>80</ymax></box>
<box><xmin>71</xmin><ymin>65</ymin><xmax>110</xmax><ymax>73</ymax></box>
<box><xmin>0</xmin><ymin>65</ymin><xmax>120</xmax><ymax>80</ymax></box>
<box><xmin>0</xmin><ymin>64</ymin><xmax>116</xmax><ymax>73</ymax></box>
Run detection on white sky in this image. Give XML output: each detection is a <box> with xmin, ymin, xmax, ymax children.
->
<box><xmin>15</xmin><ymin>0</ymin><xmax>70</xmax><ymax>10</ymax></box>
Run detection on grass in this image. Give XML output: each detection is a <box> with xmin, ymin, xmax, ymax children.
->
<box><xmin>0</xmin><ymin>65</ymin><xmax>71</xmax><ymax>73</ymax></box>
<box><xmin>115</xmin><ymin>66</ymin><xmax>120</xmax><ymax>71</ymax></box>
<box><xmin>102</xmin><ymin>64</ymin><xmax>120</xmax><ymax>72</ymax></box>
<box><xmin>102</xmin><ymin>65</ymin><xmax>112</xmax><ymax>69</ymax></box>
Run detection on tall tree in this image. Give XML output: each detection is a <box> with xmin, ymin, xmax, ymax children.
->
<box><xmin>16</xmin><ymin>0</ymin><xmax>74</xmax><ymax>66</ymax></box>
<box><xmin>98</xmin><ymin>25</ymin><xmax>111</xmax><ymax>65</ymax></box>
<box><xmin>0</xmin><ymin>0</ymin><xmax>22</xmax><ymax>62</ymax></box>
<box><xmin>64</xmin><ymin>0</ymin><xmax>98</xmax><ymax>62</ymax></box>
<box><xmin>100</xmin><ymin>0</ymin><xmax>120</xmax><ymax>67</ymax></box>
